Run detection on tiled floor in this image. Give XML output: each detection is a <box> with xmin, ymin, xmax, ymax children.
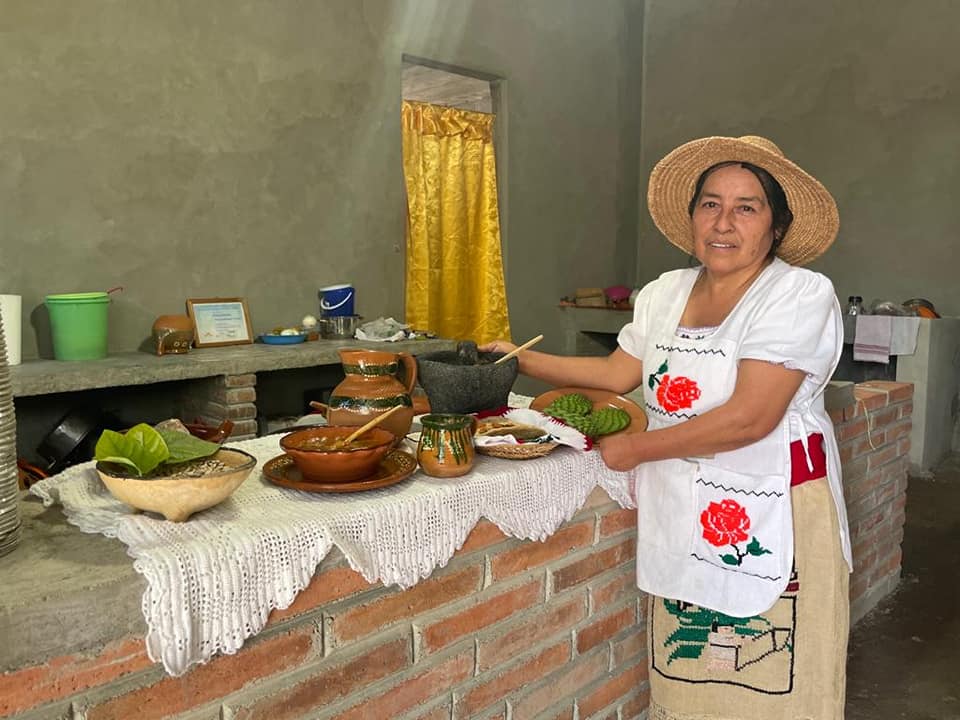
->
<box><xmin>846</xmin><ymin>456</ymin><xmax>960</xmax><ymax>719</ymax></box>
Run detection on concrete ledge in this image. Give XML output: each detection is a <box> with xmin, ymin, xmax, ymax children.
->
<box><xmin>825</xmin><ymin>380</ymin><xmax>855</xmax><ymax>413</ymax></box>
<box><xmin>11</xmin><ymin>338</ymin><xmax>455</xmax><ymax>398</ymax></box>
<box><xmin>0</xmin><ymin>497</ymin><xmax>145</xmax><ymax>671</ymax></box>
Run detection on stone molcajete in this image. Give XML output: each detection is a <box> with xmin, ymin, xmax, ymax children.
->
<box><xmin>416</xmin><ymin>341</ymin><xmax>519</xmax><ymax>415</ymax></box>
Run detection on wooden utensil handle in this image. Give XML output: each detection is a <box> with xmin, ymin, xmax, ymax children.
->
<box><xmin>342</xmin><ymin>404</ymin><xmax>403</xmax><ymax>446</ymax></box>
<box><xmin>494</xmin><ymin>334</ymin><xmax>544</xmax><ymax>365</ymax></box>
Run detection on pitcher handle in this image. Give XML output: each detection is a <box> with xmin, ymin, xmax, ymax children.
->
<box><xmin>397</xmin><ymin>352</ymin><xmax>418</xmax><ymax>396</ymax></box>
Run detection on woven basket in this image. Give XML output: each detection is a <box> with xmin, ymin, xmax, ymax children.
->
<box><xmin>476</xmin><ymin>441</ymin><xmax>559</xmax><ymax>460</ymax></box>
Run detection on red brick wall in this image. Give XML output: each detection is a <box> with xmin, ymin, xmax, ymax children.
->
<box><xmin>2</xmin><ymin>381</ymin><xmax>912</xmax><ymax>719</ymax></box>
<box><xmin>830</xmin><ymin>381</ymin><xmax>913</xmax><ymax>624</ymax></box>
<box><xmin>1</xmin><ymin>490</ymin><xmax>648</xmax><ymax>720</ymax></box>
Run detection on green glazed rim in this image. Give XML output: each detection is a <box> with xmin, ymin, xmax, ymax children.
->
<box><xmin>420</xmin><ymin>414</ymin><xmax>474</xmax><ymax>430</ymax></box>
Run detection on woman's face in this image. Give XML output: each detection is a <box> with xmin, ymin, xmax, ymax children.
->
<box><xmin>691</xmin><ymin>164</ymin><xmax>775</xmax><ymax>279</ymax></box>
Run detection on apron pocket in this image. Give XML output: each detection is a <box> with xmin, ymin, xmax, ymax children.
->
<box><xmin>690</xmin><ymin>463</ymin><xmax>791</xmax><ymax>582</ymax></box>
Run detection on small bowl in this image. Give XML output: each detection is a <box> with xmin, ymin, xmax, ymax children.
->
<box><xmin>95</xmin><ymin>447</ymin><xmax>257</xmax><ymax>522</ymax></box>
<box><xmin>279</xmin><ymin>426</ymin><xmax>395</xmax><ymax>483</ymax></box>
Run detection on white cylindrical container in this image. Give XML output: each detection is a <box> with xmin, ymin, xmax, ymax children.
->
<box><xmin>0</xmin><ymin>295</ymin><xmax>21</xmax><ymax>365</ymax></box>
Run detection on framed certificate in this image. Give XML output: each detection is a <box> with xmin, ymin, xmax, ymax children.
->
<box><xmin>186</xmin><ymin>298</ymin><xmax>254</xmax><ymax>347</ymax></box>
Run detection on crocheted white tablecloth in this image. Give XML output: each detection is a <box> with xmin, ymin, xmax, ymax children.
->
<box><xmin>32</xmin><ymin>435</ymin><xmax>636</xmax><ymax>676</ymax></box>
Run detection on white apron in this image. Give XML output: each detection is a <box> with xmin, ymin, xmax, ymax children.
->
<box><xmin>625</xmin><ymin>260</ymin><xmax>848</xmax><ymax>617</ymax></box>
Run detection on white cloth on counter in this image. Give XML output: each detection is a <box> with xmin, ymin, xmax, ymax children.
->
<box><xmin>31</xmin><ymin>432</ymin><xmax>634</xmax><ymax>678</ymax></box>
<box><xmin>891</xmin><ymin>316</ymin><xmax>921</xmax><ymax>355</ymax></box>
<box><xmin>473</xmin><ymin>408</ymin><xmax>589</xmax><ymax>451</ymax></box>
<box><xmin>853</xmin><ymin>316</ymin><xmax>921</xmax><ymax>363</ymax></box>
<box><xmin>354</xmin><ymin>316</ymin><xmax>410</xmax><ymax>342</ymax></box>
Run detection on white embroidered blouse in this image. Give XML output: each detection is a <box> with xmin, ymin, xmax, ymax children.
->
<box><xmin>617</xmin><ymin>258</ymin><xmax>851</xmax><ymax>616</ymax></box>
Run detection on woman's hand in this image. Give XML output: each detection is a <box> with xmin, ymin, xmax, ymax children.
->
<box><xmin>478</xmin><ymin>340</ymin><xmax>517</xmax><ymax>355</ymax></box>
<box><xmin>597</xmin><ymin>432</ymin><xmax>639</xmax><ymax>472</ymax></box>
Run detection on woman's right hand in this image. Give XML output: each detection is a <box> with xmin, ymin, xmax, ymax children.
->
<box><xmin>478</xmin><ymin>340</ymin><xmax>518</xmax><ymax>356</ymax></box>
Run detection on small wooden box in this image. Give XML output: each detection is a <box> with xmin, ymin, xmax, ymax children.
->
<box><xmin>574</xmin><ymin>288</ymin><xmax>606</xmax><ymax>307</ymax></box>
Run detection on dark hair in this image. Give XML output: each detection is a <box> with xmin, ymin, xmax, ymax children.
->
<box><xmin>687</xmin><ymin>161</ymin><xmax>793</xmax><ymax>258</ymax></box>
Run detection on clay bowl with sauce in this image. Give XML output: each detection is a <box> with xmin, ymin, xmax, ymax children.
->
<box><xmin>279</xmin><ymin>426</ymin><xmax>395</xmax><ymax>483</ymax></box>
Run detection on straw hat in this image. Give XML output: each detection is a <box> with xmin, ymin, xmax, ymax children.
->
<box><xmin>647</xmin><ymin>135</ymin><xmax>839</xmax><ymax>266</ymax></box>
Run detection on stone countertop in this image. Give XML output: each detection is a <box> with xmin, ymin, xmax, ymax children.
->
<box><xmin>10</xmin><ymin>337</ymin><xmax>456</xmax><ymax>398</ymax></box>
<box><xmin>0</xmin><ymin>496</ymin><xmax>145</xmax><ymax>671</ymax></box>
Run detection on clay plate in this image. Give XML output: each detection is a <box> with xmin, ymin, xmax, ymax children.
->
<box><xmin>529</xmin><ymin>387</ymin><xmax>648</xmax><ymax>435</ymax></box>
<box><xmin>263</xmin><ymin>449</ymin><xmax>417</xmax><ymax>493</ymax></box>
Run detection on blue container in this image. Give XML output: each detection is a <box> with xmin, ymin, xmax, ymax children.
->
<box><xmin>319</xmin><ymin>284</ymin><xmax>355</xmax><ymax>317</ymax></box>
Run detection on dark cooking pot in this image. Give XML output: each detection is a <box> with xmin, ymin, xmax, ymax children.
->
<box><xmin>36</xmin><ymin>407</ymin><xmax>104</xmax><ymax>474</ymax></box>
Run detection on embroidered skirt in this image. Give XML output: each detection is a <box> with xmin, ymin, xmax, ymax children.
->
<box><xmin>648</xmin><ymin>478</ymin><xmax>849</xmax><ymax>720</ymax></box>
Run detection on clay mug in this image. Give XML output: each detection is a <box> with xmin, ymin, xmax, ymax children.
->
<box><xmin>152</xmin><ymin>314</ymin><xmax>194</xmax><ymax>356</ymax></box>
<box><xmin>416</xmin><ymin>414</ymin><xmax>477</xmax><ymax>478</ymax></box>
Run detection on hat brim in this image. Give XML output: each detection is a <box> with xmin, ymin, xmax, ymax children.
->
<box><xmin>647</xmin><ymin>137</ymin><xmax>839</xmax><ymax>266</ymax></box>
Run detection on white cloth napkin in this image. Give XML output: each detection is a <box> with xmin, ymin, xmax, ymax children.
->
<box><xmin>474</xmin><ymin>408</ymin><xmax>589</xmax><ymax>451</ymax></box>
<box><xmin>853</xmin><ymin>316</ymin><xmax>892</xmax><ymax>363</ymax></box>
<box><xmin>854</xmin><ymin>316</ymin><xmax>922</xmax><ymax>363</ymax></box>
<box><xmin>355</xmin><ymin>317</ymin><xmax>409</xmax><ymax>342</ymax></box>
<box><xmin>890</xmin><ymin>317</ymin><xmax>921</xmax><ymax>355</ymax></box>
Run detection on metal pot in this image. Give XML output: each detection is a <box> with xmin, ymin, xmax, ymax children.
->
<box><xmin>319</xmin><ymin>315</ymin><xmax>363</xmax><ymax>339</ymax></box>
<box><xmin>36</xmin><ymin>407</ymin><xmax>104</xmax><ymax>473</ymax></box>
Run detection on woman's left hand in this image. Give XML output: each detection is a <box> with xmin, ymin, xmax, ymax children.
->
<box><xmin>596</xmin><ymin>432</ymin><xmax>638</xmax><ymax>472</ymax></box>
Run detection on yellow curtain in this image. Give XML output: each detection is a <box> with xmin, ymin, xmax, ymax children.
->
<box><xmin>401</xmin><ymin>100</ymin><xmax>511</xmax><ymax>345</ymax></box>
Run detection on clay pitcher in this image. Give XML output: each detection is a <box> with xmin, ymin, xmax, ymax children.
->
<box><xmin>152</xmin><ymin>314</ymin><xmax>194</xmax><ymax>356</ymax></box>
<box><xmin>326</xmin><ymin>349</ymin><xmax>417</xmax><ymax>444</ymax></box>
<box><xmin>416</xmin><ymin>414</ymin><xmax>477</xmax><ymax>478</ymax></box>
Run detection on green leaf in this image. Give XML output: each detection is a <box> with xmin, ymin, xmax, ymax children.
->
<box><xmin>658</xmin><ymin>362</ymin><xmax>669</xmax><ymax>374</ymax></box>
<box><xmin>159</xmin><ymin>430</ymin><xmax>221</xmax><ymax>464</ymax></box>
<box><xmin>720</xmin><ymin>553</ymin><xmax>740</xmax><ymax>566</ymax></box>
<box><xmin>667</xmin><ymin>643</ymin><xmax>704</xmax><ymax>664</ymax></box>
<box><xmin>95</xmin><ymin>455</ymin><xmax>143</xmax><ymax>475</ymax></box>
<box><xmin>94</xmin><ymin>424</ymin><xmax>170</xmax><ymax>476</ymax></box>
<box><xmin>648</xmin><ymin>375</ymin><xmax>656</xmax><ymax>390</ymax></box>
<box><xmin>665</xmin><ymin>626</ymin><xmax>710</xmax><ymax>645</ymax></box>
<box><xmin>746</xmin><ymin>537</ymin><xmax>772</xmax><ymax>556</ymax></box>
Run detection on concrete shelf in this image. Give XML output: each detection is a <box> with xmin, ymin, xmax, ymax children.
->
<box><xmin>9</xmin><ymin>338</ymin><xmax>455</xmax><ymax>398</ymax></box>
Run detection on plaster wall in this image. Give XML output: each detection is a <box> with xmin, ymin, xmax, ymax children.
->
<box><xmin>0</xmin><ymin>0</ymin><xmax>639</xmax><ymax>360</ymax></box>
<box><xmin>637</xmin><ymin>0</ymin><xmax>960</xmax><ymax>313</ymax></box>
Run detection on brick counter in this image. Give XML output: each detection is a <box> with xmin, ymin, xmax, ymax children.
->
<box><xmin>0</xmin><ymin>381</ymin><xmax>912</xmax><ymax>720</ymax></box>
<box><xmin>1</xmin><ymin>491</ymin><xmax>647</xmax><ymax>720</ymax></box>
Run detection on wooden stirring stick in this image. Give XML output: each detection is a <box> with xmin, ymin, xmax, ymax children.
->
<box><xmin>339</xmin><ymin>405</ymin><xmax>404</xmax><ymax>447</ymax></box>
<box><xmin>493</xmin><ymin>334</ymin><xmax>544</xmax><ymax>365</ymax></box>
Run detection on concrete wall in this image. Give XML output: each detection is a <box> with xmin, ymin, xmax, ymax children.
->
<box><xmin>0</xmin><ymin>0</ymin><xmax>639</xmax><ymax>360</ymax></box>
<box><xmin>637</xmin><ymin>0</ymin><xmax>960</xmax><ymax>314</ymax></box>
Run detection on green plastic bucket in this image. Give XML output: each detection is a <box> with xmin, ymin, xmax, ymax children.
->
<box><xmin>45</xmin><ymin>292</ymin><xmax>110</xmax><ymax>361</ymax></box>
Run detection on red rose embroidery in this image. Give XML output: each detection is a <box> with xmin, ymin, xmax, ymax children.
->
<box><xmin>700</xmin><ymin>499</ymin><xmax>751</xmax><ymax>547</ymax></box>
<box><xmin>656</xmin><ymin>375</ymin><xmax>701</xmax><ymax>413</ymax></box>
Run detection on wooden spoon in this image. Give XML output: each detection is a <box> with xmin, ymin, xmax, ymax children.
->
<box><xmin>493</xmin><ymin>334</ymin><xmax>544</xmax><ymax>365</ymax></box>
<box><xmin>335</xmin><ymin>405</ymin><xmax>403</xmax><ymax>449</ymax></box>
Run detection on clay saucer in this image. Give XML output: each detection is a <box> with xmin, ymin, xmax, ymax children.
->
<box><xmin>263</xmin><ymin>450</ymin><xmax>417</xmax><ymax>493</ymax></box>
<box><xmin>530</xmin><ymin>387</ymin><xmax>648</xmax><ymax>435</ymax></box>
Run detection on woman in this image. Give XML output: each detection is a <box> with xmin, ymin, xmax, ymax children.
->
<box><xmin>484</xmin><ymin>136</ymin><xmax>851</xmax><ymax>719</ymax></box>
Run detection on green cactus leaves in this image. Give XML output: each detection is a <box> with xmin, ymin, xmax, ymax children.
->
<box><xmin>542</xmin><ymin>393</ymin><xmax>631</xmax><ymax>439</ymax></box>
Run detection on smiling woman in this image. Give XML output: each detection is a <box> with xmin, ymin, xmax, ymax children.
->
<box><xmin>481</xmin><ymin>135</ymin><xmax>850</xmax><ymax>720</ymax></box>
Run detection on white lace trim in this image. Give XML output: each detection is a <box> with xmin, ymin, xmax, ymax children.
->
<box><xmin>31</xmin><ymin>431</ymin><xmax>635</xmax><ymax>676</ymax></box>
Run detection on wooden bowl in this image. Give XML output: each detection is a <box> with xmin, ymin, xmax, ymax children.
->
<box><xmin>279</xmin><ymin>426</ymin><xmax>395</xmax><ymax>483</ymax></box>
<box><xmin>96</xmin><ymin>448</ymin><xmax>256</xmax><ymax>522</ymax></box>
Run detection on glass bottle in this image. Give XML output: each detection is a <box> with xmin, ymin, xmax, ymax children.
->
<box><xmin>843</xmin><ymin>295</ymin><xmax>863</xmax><ymax>343</ymax></box>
